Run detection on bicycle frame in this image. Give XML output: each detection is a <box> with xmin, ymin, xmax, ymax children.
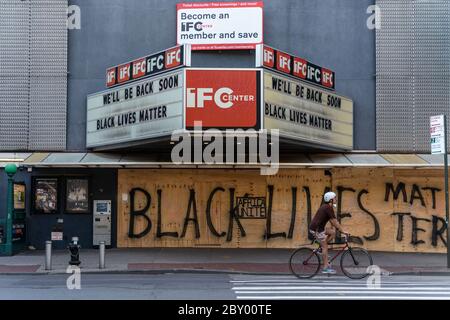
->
<box><xmin>290</xmin><ymin>235</ymin><xmax>372</xmax><ymax>279</ymax></box>
<box><xmin>311</xmin><ymin>238</ymin><xmax>353</xmax><ymax>265</ymax></box>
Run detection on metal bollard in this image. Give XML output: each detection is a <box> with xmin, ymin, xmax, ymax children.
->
<box><xmin>45</xmin><ymin>241</ymin><xmax>52</xmax><ymax>270</ymax></box>
<box><xmin>99</xmin><ymin>241</ymin><xmax>105</xmax><ymax>269</ymax></box>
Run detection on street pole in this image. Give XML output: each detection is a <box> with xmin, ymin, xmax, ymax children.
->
<box><xmin>445</xmin><ymin>115</ymin><xmax>450</xmax><ymax>268</ymax></box>
<box><xmin>99</xmin><ymin>241</ymin><xmax>105</xmax><ymax>269</ymax></box>
<box><xmin>4</xmin><ymin>164</ymin><xmax>17</xmax><ymax>256</ymax></box>
<box><xmin>45</xmin><ymin>241</ymin><xmax>52</xmax><ymax>270</ymax></box>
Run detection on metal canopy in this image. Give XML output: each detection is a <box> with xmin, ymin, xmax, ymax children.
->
<box><xmin>0</xmin><ymin>152</ymin><xmax>447</xmax><ymax>169</ymax></box>
<box><xmin>344</xmin><ymin>154</ymin><xmax>390</xmax><ymax>166</ymax></box>
<box><xmin>380</xmin><ymin>154</ymin><xmax>428</xmax><ymax>166</ymax></box>
<box><xmin>43</xmin><ymin>153</ymin><xmax>86</xmax><ymax>164</ymax></box>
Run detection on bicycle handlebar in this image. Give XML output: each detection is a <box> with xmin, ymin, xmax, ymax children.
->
<box><xmin>342</xmin><ymin>233</ymin><xmax>351</xmax><ymax>242</ymax></box>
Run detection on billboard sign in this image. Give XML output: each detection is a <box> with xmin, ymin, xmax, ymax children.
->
<box><xmin>177</xmin><ymin>2</ymin><xmax>264</xmax><ymax>50</ymax></box>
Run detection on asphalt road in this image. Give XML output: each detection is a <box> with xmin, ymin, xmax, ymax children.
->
<box><xmin>0</xmin><ymin>273</ymin><xmax>449</xmax><ymax>300</ymax></box>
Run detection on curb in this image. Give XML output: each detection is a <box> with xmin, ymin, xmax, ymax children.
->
<box><xmin>0</xmin><ymin>269</ymin><xmax>290</xmax><ymax>276</ymax></box>
<box><xmin>1</xmin><ymin>268</ymin><xmax>450</xmax><ymax>276</ymax></box>
<box><xmin>389</xmin><ymin>271</ymin><xmax>450</xmax><ymax>276</ymax></box>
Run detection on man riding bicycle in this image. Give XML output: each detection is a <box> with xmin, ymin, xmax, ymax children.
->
<box><xmin>309</xmin><ymin>192</ymin><xmax>349</xmax><ymax>274</ymax></box>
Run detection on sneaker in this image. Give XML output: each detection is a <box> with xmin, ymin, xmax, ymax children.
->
<box><xmin>321</xmin><ymin>267</ymin><xmax>337</xmax><ymax>274</ymax></box>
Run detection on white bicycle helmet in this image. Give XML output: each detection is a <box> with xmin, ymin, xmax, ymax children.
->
<box><xmin>324</xmin><ymin>191</ymin><xmax>337</xmax><ymax>203</ymax></box>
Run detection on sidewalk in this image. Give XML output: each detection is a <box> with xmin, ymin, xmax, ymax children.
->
<box><xmin>0</xmin><ymin>248</ymin><xmax>449</xmax><ymax>276</ymax></box>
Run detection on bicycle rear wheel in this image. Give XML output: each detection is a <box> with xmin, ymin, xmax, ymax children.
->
<box><xmin>340</xmin><ymin>247</ymin><xmax>373</xmax><ymax>279</ymax></box>
<box><xmin>289</xmin><ymin>247</ymin><xmax>321</xmax><ymax>279</ymax></box>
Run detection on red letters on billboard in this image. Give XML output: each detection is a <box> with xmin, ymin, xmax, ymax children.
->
<box><xmin>185</xmin><ymin>69</ymin><xmax>260</xmax><ymax>129</ymax></box>
<box><xmin>276</xmin><ymin>51</ymin><xmax>291</xmax><ymax>74</ymax></box>
<box><xmin>117</xmin><ymin>63</ymin><xmax>131</xmax><ymax>84</ymax></box>
<box><xmin>165</xmin><ymin>47</ymin><xmax>182</xmax><ymax>69</ymax></box>
<box><xmin>263</xmin><ymin>46</ymin><xmax>275</xmax><ymax>68</ymax></box>
<box><xmin>132</xmin><ymin>58</ymin><xmax>147</xmax><ymax>79</ymax></box>
<box><xmin>259</xmin><ymin>45</ymin><xmax>336</xmax><ymax>90</ymax></box>
<box><xmin>106</xmin><ymin>68</ymin><xmax>116</xmax><ymax>87</ymax></box>
<box><xmin>106</xmin><ymin>45</ymin><xmax>189</xmax><ymax>88</ymax></box>
<box><xmin>321</xmin><ymin>68</ymin><xmax>334</xmax><ymax>89</ymax></box>
<box><xmin>293</xmin><ymin>57</ymin><xmax>307</xmax><ymax>79</ymax></box>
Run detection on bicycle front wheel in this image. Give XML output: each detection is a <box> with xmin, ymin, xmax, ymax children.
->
<box><xmin>340</xmin><ymin>247</ymin><xmax>373</xmax><ymax>279</ymax></box>
<box><xmin>289</xmin><ymin>247</ymin><xmax>321</xmax><ymax>279</ymax></box>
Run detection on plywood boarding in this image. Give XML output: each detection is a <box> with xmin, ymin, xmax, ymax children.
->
<box><xmin>117</xmin><ymin>168</ymin><xmax>447</xmax><ymax>252</ymax></box>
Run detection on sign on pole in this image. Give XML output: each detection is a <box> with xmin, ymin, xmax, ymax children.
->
<box><xmin>431</xmin><ymin>115</ymin><xmax>450</xmax><ymax>268</ymax></box>
<box><xmin>430</xmin><ymin>115</ymin><xmax>445</xmax><ymax>154</ymax></box>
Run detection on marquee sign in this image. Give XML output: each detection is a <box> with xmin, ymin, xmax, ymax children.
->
<box><xmin>106</xmin><ymin>45</ymin><xmax>191</xmax><ymax>88</ymax></box>
<box><xmin>87</xmin><ymin>70</ymin><xmax>184</xmax><ymax>148</ymax></box>
<box><xmin>264</xmin><ymin>70</ymin><xmax>352</xmax><ymax>150</ymax></box>
<box><xmin>256</xmin><ymin>44</ymin><xmax>336</xmax><ymax>91</ymax></box>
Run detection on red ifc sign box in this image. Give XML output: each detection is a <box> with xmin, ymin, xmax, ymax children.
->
<box><xmin>117</xmin><ymin>63</ymin><xmax>131</xmax><ymax>84</ymax></box>
<box><xmin>132</xmin><ymin>58</ymin><xmax>147</xmax><ymax>79</ymax></box>
<box><xmin>263</xmin><ymin>46</ymin><xmax>275</xmax><ymax>68</ymax></box>
<box><xmin>276</xmin><ymin>51</ymin><xmax>291</xmax><ymax>74</ymax></box>
<box><xmin>165</xmin><ymin>47</ymin><xmax>182</xmax><ymax>68</ymax></box>
<box><xmin>321</xmin><ymin>68</ymin><xmax>334</xmax><ymax>88</ymax></box>
<box><xmin>185</xmin><ymin>69</ymin><xmax>260</xmax><ymax>129</ymax></box>
<box><xmin>293</xmin><ymin>57</ymin><xmax>308</xmax><ymax>79</ymax></box>
<box><xmin>106</xmin><ymin>68</ymin><xmax>116</xmax><ymax>87</ymax></box>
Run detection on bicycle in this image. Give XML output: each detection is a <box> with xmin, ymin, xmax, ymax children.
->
<box><xmin>289</xmin><ymin>234</ymin><xmax>373</xmax><ymax>279</ymax></box>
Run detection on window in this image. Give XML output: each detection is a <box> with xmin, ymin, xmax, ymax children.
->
<box><xmin>33</xmin><ymin>178</ymin><xmax>58</xmax><ymax>214</ymax></box>
<box><xmin>13</xmin><ymin>183</ymin><xmax>26</xmax><ymax>211</ymax></box>
<box><xmin>65</xmin><ymin>178</ymin><xmax>89</xmax><ymax>214</ymax></box>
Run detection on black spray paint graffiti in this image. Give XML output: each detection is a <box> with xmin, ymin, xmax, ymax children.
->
<box><xmin>128</xmin><ymin>188</ymin><xmax>152</xmax><ymax>239</ymax></box>
<box><xmin>181</xmin><ymin>189</ymin><xmax>200</xmax><ymax>238</ymax></box>
<box><xmin>264</xmin><ymin>185</ymin><xmax>286</xmax><ymax>240</ymax></box>
<box><xmin>127</xmin><ymin>182</ymin><xmax>447</xmax><ymax>247</ymax></box>
<box><xmin>391</xmin><ymin>213</ymin><xmax>447</xmax><ymax>246</ymax></box>
<box><xmin>385</xmin><ymin>183</ymin><xmax>441</xmax><ymax>208</ymax></box>
<box><xmin>386</xmin><ymin>182</ymin><xmax>447</xmax><ymax>247</ymax></box>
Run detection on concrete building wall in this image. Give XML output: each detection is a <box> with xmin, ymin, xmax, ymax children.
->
<box><xmin>0</xmin><ymin>0</ymin><xmax>68</xmax><ymax>151</ymax></box>
<box><xmin>376</xmin><ymin>0</ymin><xmax>450</xmax><ymax>152</ymax></box>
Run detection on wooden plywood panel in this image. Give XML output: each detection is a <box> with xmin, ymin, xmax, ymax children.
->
<box><xmin>332</xmin><ymin>168</ymin><xmax>396</xmax><ymax>252</ymax></box>
<box><xmin>265</xmin><ymin>169</ymin><xmax>331</xmax><ymax>248</ymax></box>
<box><xmin>117</xmin><ymin>168</ymin><xmax>447</xmax><ymax>253</ymax></box>
<box><xmin>332</xmin><ymin>168</ymin><xmax>446</xmax><ymax>253</ymax></box>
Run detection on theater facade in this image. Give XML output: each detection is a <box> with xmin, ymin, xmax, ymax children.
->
<box><xmin>0</xmin><ymin>0</ymin><xmax>448</xmax><ymax>254</ymax></box>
